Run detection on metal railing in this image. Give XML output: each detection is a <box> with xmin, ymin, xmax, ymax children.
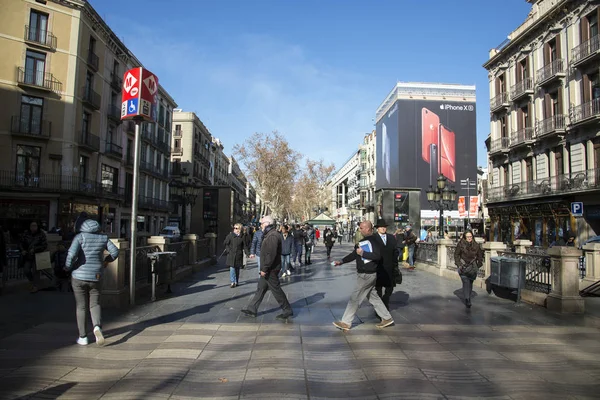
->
<box><xmin>415</xmin><ymin>243</ymin><xmax>438</xmax><ymax>265</ymax></box>
<box><xmin>124</xmin><ymin>245</ymin><xmax>158</xmax><ymax>286</ymax></box>
<box><xmin>24</xmin><ymin>25</ymin><xmax>57</xmax><ymax>49</ymax></box>
<box><xmin>487</xmin><ymin>168</ymin><xmax>600</xmax><ymax>202</ymax></box>
<box><xmin>138</xmin><ymin>196</ymin><xmax>169</xmax><ymax>211</ymax></box>
<box><xmin>10</xmin><ymin>116</ymin><xmax>51</xmax><ymax>138</ymax></box>
<box><xmin>490</xmin><ymin>92</ymin><xmax>509</xmax><ymax>109</ymax></box>
<box><xmin>536</xmin><ymin>114</ymin><xmax>566</xmax><ymax>136</ymax></box>
<box><xmin>570</xmin><ymin>98</ymin><xmax>600</xmax><ymax>124</ymax></box>
<box><xmin>446</xmin><ymin>245</ymin><xmax>457</xmax><ymax>271</ymax></box>
<box><xmin>510</xmin><ymin>77</ymin><xmax>533</xmax><ymax>98</ymax></box>
<box><xmin>489</xmin><ymin>137</ymin><xmax>510</xmax><ymax>153</ymax></box>
<box><xmin>571</xmin><ymin>34</ymin><xmax>600</xmax><ymax>64</ymax></box>
<box><xmin>107</xmin><ymin>104</ymin><xmax>121</xmax><ymax>120</ymax></box>
<box><xmin>105</xmin><ymin>142</ymin><xmax>123</xmax><ymax>158</ymax></box>
<box><xmin>87</xmin><ymin>51</ymin><xmax>99</xmax><ymax>70</ymax></box>
<box><xmin>1</xmin><ymin>253</ymin><xmax>25</xmax><ymax>288</ymax></box>
<box><xmin>498</xmin><ymin>251</ymin><xmax>552</xmax><ymax>294</ymax></box>
<box><xmin>110</xmin><ymin>72</ymin><xmax>122</xmax><ymax>89</ymax></box>
<box><xmin>172</xmin><ymin>146</ymin><xmax>183</xmax><ymax>155</ymax></box>
<box><xmin>82</xmin><ymin>86</ymin><xmax>101</xmax><ymax>109</ymax></box>
<box><xmin>536</xmin><ymin>58</ymin><xmax>564</xmax><ymax>83</ymax></box>
<box><xmin>166</xmin><ymin>241</ymin><xmax>190</xmax><ymax>270</ymax></box>
<box><xmin>79</xmin><ymin>131</ymin><xmax>100</xmax><ymax>151</ymax></box>
<box><xmin>197</xmin><ymin>238</ymin><xmax>211</xmax><ymax>261</ymax></box>
<box><xmin>510</xmin><ymin>127</ymin><xmax>534</xmax><ymax>146</ymax></box>
<box><xmin>17</xmin><ymin>67</ymin><xmax>62</xmax><ymax>92</ymax></box>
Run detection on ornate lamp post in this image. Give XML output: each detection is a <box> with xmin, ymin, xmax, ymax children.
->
<box><xmin>426</xmin><ymin>174</ymin><xmax>457</xmax><ymax>238</ymax></box>
<box><xmin>169</xmin><ymin>172</ymin><xmax>201</xmax><ymax>235</ymax></box>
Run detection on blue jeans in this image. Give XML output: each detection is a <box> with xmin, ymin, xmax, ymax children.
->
<box><xmin>293</xmin><ymin>243</ymin><xmax>303</xmax><ymax>263</ymax></box>
<box><xmin>229</xmin><ymin>266</ymin><xmax>240</xmax><ymax>284</ymax></box>
<box><xmin>408</xmin><ymin>245</ymin><xmax>415</xmax><ymax>267</ymax></box>
<box><xmin>281</xmin><ymin>255</ymin><xmax>291</xmax><ymax>275</ymax></box>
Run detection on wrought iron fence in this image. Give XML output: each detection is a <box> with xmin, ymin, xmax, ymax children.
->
<box><xmin>415</xmin><ymin>243</ymin><xmax>438</xmax><ymax>265</ymax></box>
<box><xmin>446</xmin><ymin>245</ymin><xmax>457</xmax><ymax>271</ymax></box>
<box><xmin>197</xmin><ymin>238</ymin><xmax>211</xmax><ymax>261</ymax></box>
<box><xmin>166</xmin><ymin>241</ymin><xmax>190</xmax><ymax>270</ymax></box>
<box><xmin>124</xmin><ymin>245</ymin><xmax>159</xmax><ymax>286</ymax></box>
<box><xmin>497</xmin><ymin>251</ymin><xmax>552</xmax><ymax>294</ymax></box>
<box><xmin>579</xmin><ymin>256</ymin><xmax>586</xmax><ymax>279</ymax></box>
<box><xmin>1</xmin><ymin>253</ymin><xmax>25</xmax><ymax>288</ymax></box>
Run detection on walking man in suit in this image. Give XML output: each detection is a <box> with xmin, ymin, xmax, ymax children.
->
<box><xmin>372</xmin><ymin>218</ymin><xmax>401</xmax><ymax>311</ymax></box>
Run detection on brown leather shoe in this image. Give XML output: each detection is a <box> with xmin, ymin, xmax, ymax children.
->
<box><xmin>376</xmin><ymin>318</ymin><xmax>394</xmax><ymax>328</ymax></box>
<box><xmin>332</xmin><ymin>321</ymin><xmax>351</xmax><ymax>331</ymax></box>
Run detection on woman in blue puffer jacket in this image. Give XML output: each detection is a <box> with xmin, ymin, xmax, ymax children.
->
<box><xmin>66</xmin><ymin>219</ymin><xmax>119</xmax><ymax>346</ymax></box>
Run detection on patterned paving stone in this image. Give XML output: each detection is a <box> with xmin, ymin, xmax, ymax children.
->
<box><xmin>61</xmin><ymin>367</ymin><xmax>131</xmax><ymax>382</ymax></box>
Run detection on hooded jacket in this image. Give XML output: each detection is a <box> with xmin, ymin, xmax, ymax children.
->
<box><xmin>66</xmin><ymin>220</ymin><xmax>119</xmax><ymax>282</ymax></box>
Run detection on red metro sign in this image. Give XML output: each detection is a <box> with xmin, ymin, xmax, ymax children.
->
<box><xmin>121</xmin><ymin>67</ymin><xmax>159</xmax><ymax>122</ymax></box>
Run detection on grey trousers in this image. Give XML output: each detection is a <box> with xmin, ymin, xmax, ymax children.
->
<box><xmin>246</xmin><ymin>270</ymin><xmax>292</xmax><ymax>314</ymax></box>
<box><xmin>342</xmin><ymin>273</ymin><xmax>392</xmax><ymax>326</ymax></box>
<box><xmin>460</xmin><ymin>275</ymin><xmax>473</xmax><ymax>302</ymax></box>
<box><xmin>71</xmin><ymin>277</ymin><xmax>102</xmax><ymax>338</ymax></box>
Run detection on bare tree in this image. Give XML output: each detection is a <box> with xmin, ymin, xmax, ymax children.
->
<box><xmin>290</xmin><ymin>159</ymin><xmax>335</xmax><ymax>221</ymax></box>
<box><xmin>232</xmin><ymin>131</ymin><xmax>299</xmax><ymax>219</ymax></box>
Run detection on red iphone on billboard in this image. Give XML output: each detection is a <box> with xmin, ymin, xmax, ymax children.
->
<box><xmin>421</xmin><ymin>108</ymin><xmax>440</xmax><ymax>185</ymax></box>
<box><xmin>439</xmin><ymin>124</ymin><xmax>456</xmax><ymax>182</ymax></box>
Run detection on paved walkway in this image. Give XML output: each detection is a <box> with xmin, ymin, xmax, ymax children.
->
<box><xmin>1</xmin><ymin>242</ymin><xmax>599</xmax><ymax>399</ymax></box>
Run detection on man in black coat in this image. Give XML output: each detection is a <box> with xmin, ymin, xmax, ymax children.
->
<box><xmin>372</xmin><ymin>218</ymin><xmax>400</xmax><ymax>311</ymax></box>
<box><xmin>242</xmin><ymin>215</ymin><xmax>293</xmax><ymax>320</ymax></box>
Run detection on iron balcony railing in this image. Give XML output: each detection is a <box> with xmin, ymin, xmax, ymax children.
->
<box><xmin>174</xmin><ymin>129</ymin><xmax>182</xmax><ymax>138</ymax></box>
<box><xmin>172</xmin><ymin>146</ymin><xmax>183</xmax><ymax>155</ymax></box>
<box><xmin>10</xmin><ymin>116</ymin><xmax>51</xmax><ymax>138</ymax></box>
<box><xmin>510</xmin><ymin>77</ymin><xmax>533</xmax><ymax>99</ymax></box>
<box><xmin>138</xmin><ymin>196</ymin><xmax>170</xmax><ymax>211</ymax></box>
<box><xmin>123</xmin><ymin>120</ymin><xmax>136</xmax><ymax>133</ymax></box>
<box><xmin>110</xmin><ymin>72</ymin><xmax>122</xmax><ymax>90</ymax></box>
<box><xmin>155</xmin><ymin>139</ymin><xmax>170</xmax><ymax>155</ymax></box>
<box><xmin>510</xmin><ymin>127</ymin><xmax>534</xmax><ymax>147</ymax></box>
<box><xmin>487</xmin><ymin>168</ymin><xmax>600</xmax><ymax>203</ymax></box>
<box><xmin>571</xmin><ymin>34</ymin><xmax>600</xmax><ymax>65</ymax></box>
<box><xmin>105</xmin><ymin>142</ymin><xmax>123</xmax><ymax>158</ymax></box>
<box><xmin>17</xmin><ymin>67</ymin><xmax>62</xmax><ymax>92</ymax></box>
<box><xmin>535</xmin><ymin>114</ymin><xmax>566</xmax><ymax>136</ymax></box>
<box><xmin>536</xmin><ymin>58</ymin><xmax>564</xmax><ymax>83</ymax></box>
<box><xmin>79</xmin><ymin>131</ymin><xmax>100</xmax><ymax>152</ymax></box>
<box><xmin>490</xmin><ymin>92</ymin><xmax>509</xmax><ymax>110</ymax></box>
<box><xmin>570</xmin><ymin>98</ymin><xmax>600</xmax><ymax>125</ymax></box>
<box><xmin>489</xmin><ymin>137</ymin><xmax>510</xmax><ymax>153</ymax></box>
<box><xmin>82</xmin><ymin>86</ymin><xmax>101</xmax><ymax>109</ymax></box>
<box><xmin>0</xmin><ymin>171</ymin><xmax>125</xmax><ymax>198</ymax></box>
<box><xmin>87</xmin><ymin>51</ymin><xmax>99</xmax><ymax>70</ymax></box>
<box><xmin>107</xmin><ymin>104</ymin><xmax>121</xmax><ymax>121</ymax></box>
<box><xmin>24</xmin><ymin>25</ymin><xmax>57</xmax><ymax>49</ymax></box>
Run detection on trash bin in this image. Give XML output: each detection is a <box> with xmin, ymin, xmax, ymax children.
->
<box><xmin>489</xmin><ymin>256</ymin><xmax>526</xmax><ymax>302</ymax></box>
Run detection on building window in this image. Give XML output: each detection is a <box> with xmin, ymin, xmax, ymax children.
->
<box><xmin>28</xmin><ymin>9</ymin><xmax>48</xmax><ymax>43</ymax></box>
<box><xmin>16</xmin><ymin>145</ymin><xmax>41</xmax><ymax>187</ymax></box>
<box><xmin>82</xmin><ymin>112</ymin><xmax>91</xmax><ymax>140</ymax></box>
<box><xmin>525</xmin><ymin>158</ymin><xmax>533</xmax><ymax>181</ymax></box>
<box><xmin>101</xmin><ymin>164</ymin><xmax>118</xmax><ymax>193</ymax></box>
<box><xmin>20</xmin><ymin>95</ymin><xmax>43</xmax><ymax>135</ymax></box>
<box><xmin>555</xmin><ymin>147</ymin><xmax>564</xmax><ymax>176</ymax></box>
<box><xmin>500</xmin><ymin>115</ymin><xmax>508</xmax><ymax>138</ymax></box>
<box><xmin>25</xmin><ymin>50</ymin><xmax>46</xmax><ymax>86</ymax></box>
<box><xmin>590</xmin><ymin>12</ymin><xmax>598</xmax><ymax>39</ymax></box>
<box><xmin>89</xmin><ymin>36</ymin><xmax>96</xmax><ymax>54</ymax></box>
<box><xmin>79</xmin><ymin>155</ymin><xmax>88</xmax><ymax>182</ymax></box>
<box><xmin>503</xmin><ymin>166</ymin><xmax>509</xmax><ymax>186</ymax></box>
<box><xmin>107</xmin><ymin>125</ymin><xmax>115</xmax><ymax>145</ymax></box>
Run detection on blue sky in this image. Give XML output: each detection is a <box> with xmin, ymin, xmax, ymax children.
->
<box><xmin>91</xmin><ymin>0</ymin><xmax>532</xmax><ymax>170</ymax></box>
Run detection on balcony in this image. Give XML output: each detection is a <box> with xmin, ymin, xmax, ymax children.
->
<box><xmin>510</xmin><ymin>77</ymin><xmax>533</xmax><ymax>101</ymax></box>
<box><xmin>490</xmin><ymin>92</ymin><xmax>510</xmax><ymax>112</ymax></box>
<box><xmin>155</xmin><ymin>139</ymin><xmax>170</xmax><ymax>155</ymax></box>
<box><xmin>24</xmin><ymin>25</ymin><xmax>56</xmax><ymax>50</ymax></box>
<box><xmin>79</xmin><ymin>131</ymin><xmax>100</xmax><ymax>152</ymax></box>
<box><xmin>571</xmin><ymin>35</ymin><xmax>600</xmax><ymax>68</ymax></box>
<box><xmin>174</xmin><ymin>129</ymin><xmax>182</xmax><ymax>139</ymax></box>
<box><xmin>139</xmin><ymin>196</ymin><xmax>170</xmax><ymax>211</ymax></box>
<box><xmin>141</xmin><ymin>126</ymin><xmax>153</xmax><ymax>143</ymax></box>
<box><xmin>486</xmin><ymin>168</ymin><xmax>600</xmax><ymax>204</ymax></box>
<box><xmin>125</xmin><ymin>154</ymin><xmax>134</xmax><ymax>167</ymax></box>
<box><xmin>123</xmin><ymin>120</ymin><xmax>135</xmax><ymax>134</ymax></box>
<box><xmin>172</xmin><ymin>146</ymin><xmax>183</xmax><ymax>156</ymax></box>
<box><xmin>107</xmin><ymin>104</ymin><xmax>121</xmax><ymax>121</ymax></box>
<box><xmin>102</xmin><ymin>184</ymin><xmax>125</xmax><ymax>199</ymax></box>
<box><xmin>536</xmin><ymin>58</ymin><xmax>565</xmax><ymax>86</ymax></box>
<box><xmin>509</xmin><ymin>127</ymin><xmax>534</xmax><ymax>148</ymax></box>
<box><xmin>81</xmin><ymin>86</ymin><xmax>101</xmax><ymax>110</ymax></box>
<box><xmin>10</xmin><ymin>116</ymin><xmax>51</xmax><ymax>139</ymax></box>
<box><xmin>105</xmin><ymin>142</ymin><xmax>123</xmax><ymax>159</ymax></box>
<box><xmin>489</xmin><ymin>137</ymin><xmax>510</xmax><ymax>154</ymax></box>
<box><xmin>17</xmin><ymin>67</ymin><xmax>62</xmax><ymax>93</ymax></box>
<box><xmin>570</xmin><ymin>99</ymin><xmax>600</xmax><ymax>127</ymax></box>
<box><xmin>535</xmin><ymin>114</ymin><xmax>566</xmax><ymax>137</ymax></box>
<box><xmin>87</xmin><ymin>51</ymin><xmax>99</xmax><ymax>71</ymax></box>
<box><xmin>140</xmin><ymin>161</ymin><xmax>161</xmax><ymax>176</ymax></box>
<box><xmin>110</xmin><ymin>72</ymin><xmax>122</xmax><ymax>90</ymax></box>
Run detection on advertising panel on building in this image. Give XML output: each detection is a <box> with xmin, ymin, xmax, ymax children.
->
<box><xmin>376</xmin><ymin>97</ymin><xmax>477</xmax><ymax>209</ymax></box>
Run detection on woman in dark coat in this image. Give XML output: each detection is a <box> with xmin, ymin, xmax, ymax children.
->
<box><xmin>224</xmin><ymin>223</ymin><xmax>249</xmax><ymax>288</ymax></box>
<box><xmin>323</xmin><ymin>227</ymin><xmax>335</xmax><ymax>259</ymax></box>
<box><xmin>454</xmin><ymin>229</ymin><xmax>484</xmax><ymax>308</ymax></box>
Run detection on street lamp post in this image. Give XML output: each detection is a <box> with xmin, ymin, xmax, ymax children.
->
<box><xmin>169</xmin><ymin>172</ymin><xmax>201</xmax><ymax>235</ymax></box>
<box><xmin>426</xmin><ymin>174</ymin><xmax>457</xmax><ymax>238</ymax></box>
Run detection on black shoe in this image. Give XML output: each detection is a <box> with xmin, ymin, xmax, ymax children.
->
<box><xmin>241</xmin><ymin>309</ymin><xmax>257</xmax><ymax>317</ymax></box>
<box><xmin>465</xmin><ymin>299</ymin><xmax>471</xmax><ymax>308</ymax></box>
<box><xmin>276</xmin><ymin>311</ymin><xmax>293</xmax><ymax>320</ymax></box>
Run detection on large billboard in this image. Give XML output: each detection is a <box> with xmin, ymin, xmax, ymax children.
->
<box><xmin>376</xmin><ymin>99</ymin><xmax>477</xmax><ymax>209</ymax></box>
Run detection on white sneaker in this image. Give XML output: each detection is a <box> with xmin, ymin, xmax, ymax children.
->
<box><xmin>77</xmin><ymin>336</ymin><xmax>89</xmax><ymax>346</ymax></box>
<box><xmin>286</xmin><ymin>270</ymin><xmax>291</xmax><ymax>276</ymax></box>
<box><xmin>93</xmin><ymin>326</ymin><xmax>105</xmax><ymax>346</ymax></box>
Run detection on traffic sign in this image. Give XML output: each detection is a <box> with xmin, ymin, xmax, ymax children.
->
<box><xmin>571</xmin><ymin>202</ymin><xmax>584</xmax><ymax>217</ymax></box>
<box><xmin>121</xmin><ymin>67</ymin><xmax>158</xmax><ymax>122</ymax></box>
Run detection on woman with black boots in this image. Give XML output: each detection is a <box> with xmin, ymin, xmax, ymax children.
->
<box><xmin>454</xmin><ymin>229</ymin><xmax>483</xmax><ymax>308</ymax></box>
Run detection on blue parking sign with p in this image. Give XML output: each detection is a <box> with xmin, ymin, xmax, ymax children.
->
<box><xmin>571</xmin><ymin>202</ymin><xmax>583</xmax><ymax>217</ymax></box>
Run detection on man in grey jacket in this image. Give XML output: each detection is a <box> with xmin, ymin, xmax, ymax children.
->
<box><xmin>66</xmin><ymin>219</ymin><xmax>119</xmax><ymax>346</ymax></box>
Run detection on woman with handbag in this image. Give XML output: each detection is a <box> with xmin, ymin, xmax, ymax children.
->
<box><xmin>223</xmin><ymin>223</ymin><xmax>249</xmax><ymax>288</ymax></box>
<box><xmin>454</xmin><ymin>229</ymin><xmax>483</xmax><ymax>308</ymax></box>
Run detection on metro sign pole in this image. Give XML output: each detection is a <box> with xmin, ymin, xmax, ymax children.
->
<box><xmin>121</xmin><ymin>67</ymin><xmax>159</xmax><ymax>305</ymax></box>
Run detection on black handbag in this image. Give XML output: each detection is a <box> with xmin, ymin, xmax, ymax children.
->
<box><xmin>459</xmin><ymin>259</ymin><xmax>479</xmax><ymax>280</ymax></box>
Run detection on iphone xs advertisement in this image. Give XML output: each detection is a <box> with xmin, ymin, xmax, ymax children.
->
<box><xmin>376</xmin><ymin>99</ymin><xmax>477</xmax><ymax>209</ymax></box>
